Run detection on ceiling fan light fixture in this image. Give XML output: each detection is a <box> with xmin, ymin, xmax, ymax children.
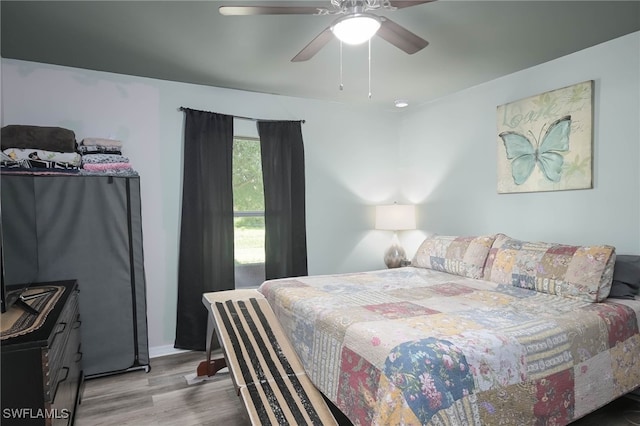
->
<box><xmin>394</xmin><ymin>99</ymin><xmax>409</xmax><ymax>108</ymax></box>
<box><xmin>331</xmin><ymin>13</ymin><xmax>381</xmax><ymax>45</ymax></box>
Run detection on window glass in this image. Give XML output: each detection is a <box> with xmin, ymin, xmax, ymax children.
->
<box><xmin>233</xmin><ymin>216</ymin><xmax>265</xmax><ymax>265</ymax></box>
<box><xmin>233</xmin><ymin>138</ymin><xmax>264</xmax><ymax>212</ymax></box>
<box><xmin>232</xmin><ymin>138</ymin><xmax>265</xmax><ymax>287</ymax></box>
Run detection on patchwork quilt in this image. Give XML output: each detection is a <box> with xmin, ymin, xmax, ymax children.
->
<box><xmin>258</xmin><ymin>267</ymin><xmax>640</xmax><ymax>425</ymax></box>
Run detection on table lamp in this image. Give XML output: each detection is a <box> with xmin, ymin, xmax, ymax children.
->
<box><xmin>375</xmin><ymin>204</ymin><xmax>416</xmax><ymax>268</ymax></box>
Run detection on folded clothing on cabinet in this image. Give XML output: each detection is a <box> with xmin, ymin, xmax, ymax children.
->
<box><xmin>3</xmin><ymin>148</ymin><xmax>82</xmax><ymax>167</ymax></box>
<box><xmin>80</xmin><ymin>138</ymin><xmax>123</xmax><ymax>148</ymax></box>
<box><xmin>83</xmin><ymin>162</ymin><xmax>132</xmax><ymax>171</ymax></box>
<box><xmin>1</xmin><ymin>125</ymin><xmax>77</xmax><ymax>152</ymax></box>
<box><xmin>81</xmin><ymin>153</ymin><xmax>129</xmax><ymax>164</ymax></box>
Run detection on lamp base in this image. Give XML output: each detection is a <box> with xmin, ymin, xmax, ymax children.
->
<box><xmin>384</xmin><ymin>243</ymin><xmax>406</xmax><ymax>269</ymax></box>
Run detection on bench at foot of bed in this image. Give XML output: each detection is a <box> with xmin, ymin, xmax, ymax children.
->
<box><xmin>201</xmin><ymin>289</ymin><xmax>338</xmax><ymax>426</ymax></box>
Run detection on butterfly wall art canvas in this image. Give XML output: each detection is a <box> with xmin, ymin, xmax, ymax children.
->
<box><xmin>496</xmin><ymin>80</ymin><xmax>593</xmax><ymax>194</ymax></box>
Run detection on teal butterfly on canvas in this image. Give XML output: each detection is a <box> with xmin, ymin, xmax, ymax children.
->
<box><xmin>499</xmin><ymin>115</ymin><xmax>571</xmax><ymax>185</ymax></box>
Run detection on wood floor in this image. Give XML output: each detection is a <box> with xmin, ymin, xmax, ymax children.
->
<box><xmin>75</xmin><ymin>350</ymin><xmax>250</xmax><ymax>426</ymax></box>
<box><xmin>75</xmin><ymin>351</ymin><xmax>640</xmax><ymax>426</ymax></box>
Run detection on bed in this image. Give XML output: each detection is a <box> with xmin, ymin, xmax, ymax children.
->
<box><xmin>257</xmin><ymin>233</ymin><xmax>640</xmax><ymax>425</ymax></box>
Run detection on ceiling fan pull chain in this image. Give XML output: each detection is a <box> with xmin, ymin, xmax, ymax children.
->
<box><xmin>381</xmin><ymin>0</ymin><xmax>396</xmax><ymax>10</ymax></box>
<box><xmin>368</xmin><ymin>39</ymin><xmax>372</xmax><ymax>99</ymax></box>
<box><xmin>339</xmin><ymin>41</ymin><xmax>344</xmax><ymax>91</ymax></box>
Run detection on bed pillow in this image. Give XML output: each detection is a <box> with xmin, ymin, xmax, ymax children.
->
<box><xmin>483</xmin><ymin>234</ymin><xmax>616</xmax><ymax>303</ymax></box>
<box><xmin>608</xmin><ymin>255</ymin><xmax>640</xmax><ymax>299</ymax></box>
<box><xmin>411</xmin><ymin>234</ymin><xmax>496</xmax><ymax>279</ymax></box>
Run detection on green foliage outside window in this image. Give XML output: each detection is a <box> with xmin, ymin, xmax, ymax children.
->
<box><xmin>233</xmin><ymin>138</ymin><xmax>264</xmax><ymax>227</ymax></box>
<box><xmin>233</xmin><ymin>138</ymin><xmax>265</xmax><ymax>264</ymax></box>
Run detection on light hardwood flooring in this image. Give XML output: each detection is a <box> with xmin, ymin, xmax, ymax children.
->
<box><xmin>76</xmin><ymin>351</ymin><xmax>640</xmax><ymax>425</ymax></box>
<box><xmin>75</xmin><ymin>351</ymin><xmax>250</xmax><ymax>426</ymax></box>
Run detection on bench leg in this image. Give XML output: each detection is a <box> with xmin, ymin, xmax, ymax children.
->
<box><xmin>196</xmin><ymin>314</ymin><xmax>228</xmax><ymax>377</ymax></box>
<box><xmin>196</xmin><ymin>357</ymin><xmax>227</xmax><ymax>377</ymax></box>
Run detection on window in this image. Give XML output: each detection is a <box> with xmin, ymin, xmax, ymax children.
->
<box><xmin>232</xmin><ymin>137</ymin><xmax>265</xmax><ymax>288</ymax></box>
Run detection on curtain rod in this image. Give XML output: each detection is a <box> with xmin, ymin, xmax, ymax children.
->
<box><xmin>178</xmin><ymin>106</ymin><xmax>305</xmax><ymax>124</ymax></box>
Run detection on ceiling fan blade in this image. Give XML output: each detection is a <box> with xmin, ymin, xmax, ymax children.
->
<box><xmin>291</xmin><ymin>27</ymin><xmax>334</xmax><ymax>62</ymax></box>
<box><xmin>388</xmin><ymin>1</ymin><xmax>436</xmax><ymax>9</ymax></box>
<box><xmin>219</xmin><ymin>6</ymin><xmax>323</xmax><ymax>16</ymax></box>
<box><xmin>376</xmin><ymin>17</ymin><xmax>429</xmax><ymax>54</ymax></box>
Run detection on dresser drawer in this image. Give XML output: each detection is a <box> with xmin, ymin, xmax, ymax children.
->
<box><xmin>50</xmin><ymin>319</ymin><xmax>82</xmax><ymax>426</ymax></box>
<box><xmin>45</xmin><ymin>290</ymin><xmax>79</xmax><ymax>404</ymax></box>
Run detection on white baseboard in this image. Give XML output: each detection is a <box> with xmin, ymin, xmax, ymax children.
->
<box><xmin>148</xmin><ymin>345</ymin><xmax>192</xmax><ymax>359</ymax></box>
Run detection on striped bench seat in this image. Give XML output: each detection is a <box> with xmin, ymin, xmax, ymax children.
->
<box><xmin>202</xmin><ymin>289</ymin><xmax>337</xmax><ymax>426</ymax></box>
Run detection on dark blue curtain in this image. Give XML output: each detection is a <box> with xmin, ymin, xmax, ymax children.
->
<box><xmin>258</xmin><ymin>121</ymin><xmax>308</xmax><ymax>279</ymax></box>
<box><xmin>175</xmin><ymin>109</ymin><xmax>234</xmax><ymax>351</ymax></box>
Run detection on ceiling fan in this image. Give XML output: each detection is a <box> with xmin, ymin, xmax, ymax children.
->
<box><xmin>219</xmin><ymin>0</ymin><xmax>434</xmax><ymax>62</ymax></box>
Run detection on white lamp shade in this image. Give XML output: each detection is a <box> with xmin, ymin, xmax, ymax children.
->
<box><xmin>375</xmin><ymin>204</ymin><xmax>416</xmax><ymax>231</ymax></box>
<box><xmin>331</xmin><ymin>14</ymin><xmax>381</xmax><ymax>45</ymax></box>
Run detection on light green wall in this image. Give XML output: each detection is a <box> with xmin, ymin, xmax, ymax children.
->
<box><xmin>2</xmin><ymin>32</ymin><xmax>638</xmax><ymax>353</ymax></box>
<box><xmin>398</xmin><ymin>32</ymin><xmax>640</xmax><ymax>256</ymax></box>
<box><xmin>1</xmin><ymin>60</ymin><xmax>400</xmax><ymax>351</ymax></box>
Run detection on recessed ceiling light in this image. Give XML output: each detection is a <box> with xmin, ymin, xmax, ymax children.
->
<box><xmin>394</xmin><ymin>100</ymin><xmax>409</xmax><ymax>108</ymax></box>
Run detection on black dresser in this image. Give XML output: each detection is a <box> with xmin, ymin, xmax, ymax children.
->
<box><xmin>1</xmin><ymin>280</ymin><xmax>83</xmax><ymax>426</ymax></box>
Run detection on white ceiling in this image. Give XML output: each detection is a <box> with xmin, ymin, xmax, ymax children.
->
<box><xmin>2</xmin><ymin>1</ymin><xmax>639</xmax><ymax>109</ymax></box>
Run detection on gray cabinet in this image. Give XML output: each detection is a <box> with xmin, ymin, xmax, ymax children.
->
<box><xmin>1</xmin><ymin>175</ymin><xmax>149</xmax><ymax>377</ymax></box>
